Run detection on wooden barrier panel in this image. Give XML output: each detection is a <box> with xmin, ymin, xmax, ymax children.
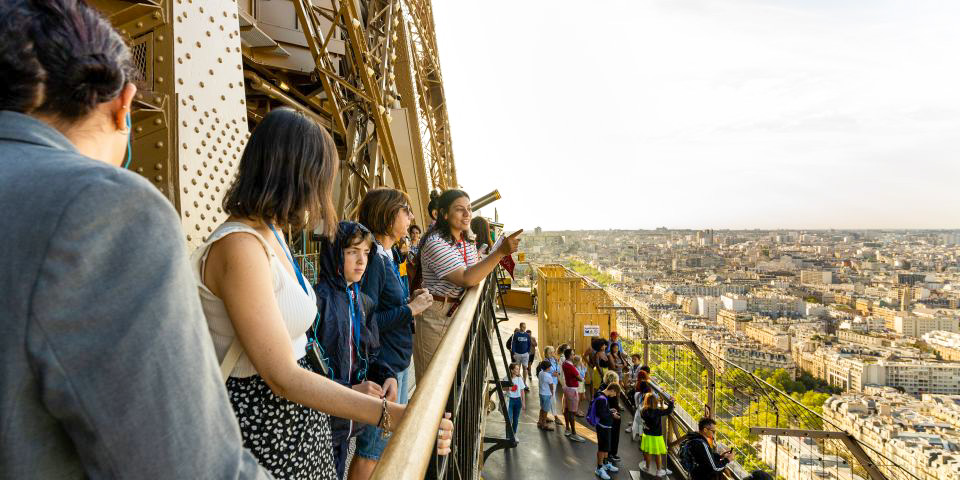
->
<box><xmin>536</xmin><ymin>264</ymin><xmax>616</xmax><ymax>358</ymax></box>
<box><xmin>501</xmin><ymin>289</ymin><xmax>532</xmax><ymax>310</ymax></box>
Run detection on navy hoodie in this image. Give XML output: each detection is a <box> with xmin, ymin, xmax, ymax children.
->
<box><xmin>311</xmin><ymin>221</ymin><xmax>379</xmax><ymax>442</ymax></box>
<box><xmin>361</xmin><ymin>241</ymin><xmax>413</xmax><ymax>384</ymax></box>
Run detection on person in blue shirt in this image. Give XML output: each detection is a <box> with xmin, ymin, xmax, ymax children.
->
<box><xmin>351</xmin><ymin>188</ymin><xmax>434</xmax><ymax>480</ymax></box>
<box><xmin>511</xmin><ymin>322</ymin><xmax>533</xmax><ymax>384</ymax></box>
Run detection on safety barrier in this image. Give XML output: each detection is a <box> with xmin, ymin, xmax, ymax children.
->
<box><xmin>373</xmin><ymin>272</ymin><xmax>515</xmax><ymax>479</ymax></box>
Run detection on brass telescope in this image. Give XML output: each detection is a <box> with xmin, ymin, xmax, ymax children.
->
<box><xmin>470</xmin><ymin>190</ymin><xmax>501</xmax><ymax>210</ymax></box>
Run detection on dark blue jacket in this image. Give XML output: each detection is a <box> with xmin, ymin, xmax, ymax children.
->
<box><xmin>361</xmin><ymin>242</ymin><xmax>413</xmax><ymax>384</ymax></box>
<box><xmin>311</xmin><ymin>222</ymin><xmax>379</xmax><ymax>442</ymax></box>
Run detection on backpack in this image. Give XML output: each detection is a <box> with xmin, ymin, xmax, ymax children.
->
<box><xmin>506</xmin><ymin>334</ymin><xmax>513</xmax><ymax>351</ymax></box>
<box><xmin>678</xmin><ymin>436</ymin><xmax>704</xmax><ymax>473</ymax></box>
<box><xmin>586</xmin><ymin>394</ymin><xmax>607</xmax><ymax>427</ymax></box>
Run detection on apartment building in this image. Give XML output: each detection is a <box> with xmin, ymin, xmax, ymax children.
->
<box><xmin>759</xmin><ymin>436</ymin><xmax>855</xmax><ymax>480</ymax></box>
<box><xmin>895</xmin><ymin>315</ymin><xmax>959</xmax><ymax>337</ymax></box>
<box><xmin>823</xmin><ymin>393</ymin><xmax>960</xmax><ymax>480</ymax></box>
<box><xmin>794</xmin><ymin>344</ymin><xmax>960</xmax><ymax>394</ymax></box>
<box><xmin>692</xmin><ymin>331</ymin><xmax>795</xmax><ymax>375</ymax></box>
<box><xmin>800</xmin><ymin>269</ymin><xmax>833</xmax><ymax>285</ymax></box>
<box><xmin>923</xmin><ymin>331</ymin><xmax>960</xmax><ymax>362</ymax></box>
<box><xmin>874</xmin><ymin>306</ymin><xmax>900</xmax><ymax>330</ymax></box>
<box><xmin>718</xmin><ymin>309</ymin><xmax>752</xmax><ymax>332</ymax></box>
<box><xmin>744</xmin><ymin>322</ymin><xmax>791</xmax><ymax>351</ymax></box>
<box><xmin>835</xmin><ymin>292</ymin><xmax>855</xmax><ymax>307</ymax></box>
<box><xmin>837</xmin><ymin>329</ymin><xmax>891</xmax><ymax>347</ymax></box>
<box><xmin>696</xmin><ymin>296</ymin><xmax>720</xmax><ymax>321</ymax></box>
<box><xmin>721</xmin><ymin>294</ymin><xmax>747</xmax><ymax>312</ymax></box>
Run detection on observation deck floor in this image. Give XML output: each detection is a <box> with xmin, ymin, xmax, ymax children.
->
<box><xmin>480</xmin><ymin>307</ymin><xmax>677</xmax><ymax>480</ymax></box>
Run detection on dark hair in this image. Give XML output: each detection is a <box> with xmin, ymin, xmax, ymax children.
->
<box><xmin>344</xmin><ymin>227</ymin><xmax>374</xmax><ymax>249</ymax></box>
<box><xmin>535</xmin><ymin>360</ymin><xmax>551</xmax><ymax>376</ymax></box>
<box><xmin>640</xmin><ymin>365</ymin><xmax>651</xmax><ymax>373</ymax></box>
<box><xmin>591</xmin><ymin>337</ymin><xmax>609</xmax><ymax>351</ymax></box>
<box><xmin>223</xmin><ymin>108</ymin><xmax>338</xmax><ymax>235</ymax></box>
<box><xmin>427</xmin><ymin>190</ymin><xmax>440</xmax><ymax>220</ymax></box>
<box><xmin>409</xmin><ymin>224</ymin><xmax>421</xmax><ymax>235</ymax></box>
<box><xmin>747</xmin><ymin>471</ymin><xmax>774</xmax><ymax>480</ymax></box>
<box><xmin>0</xmin><ymin>0</ymin><xmax>137</xmax><ymax>122</ymax></box>
<box><xmin>563</xmin><ymin>348</ymin><xmax>573</xmax><ymax>360</ymax></box>
<box><xmin>604</xmin><ymin>382</ymin><xmax>622</xmax><ymax>395</ymax></box>
<box><xmin>471</xmin><ymin>216</ymin><xmax>491</xmax><ymax>250</ymax></box>
<box><xmin>420</xmin><ymin>189</ymin><xmax>471</xmax><ymax>246</ymax></box>
<box><xmin>358</xmin><ymin>188</ymin><xmax>410</xmax><ymax>237</ymax></box>
<box><xmin>631</xmin><ymin>353</ymin><xmax>641</xmax><ymax>360</ymax></box>
<box><xmin>698</xmin><ymin>417</ymin><xmax>717</xmax><ymax>432</ymax></box>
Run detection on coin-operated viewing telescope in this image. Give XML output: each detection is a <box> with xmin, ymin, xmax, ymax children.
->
<box><xmin>471</xmin><ymin>190</ymin><xmax>501</xmax><ymax>211</ymax></box>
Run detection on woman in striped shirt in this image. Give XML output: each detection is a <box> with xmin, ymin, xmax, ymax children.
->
<box><xmin>412</xmin><ymin>189</ymin><xmax>522</xmax><ymax>382</ymax></box>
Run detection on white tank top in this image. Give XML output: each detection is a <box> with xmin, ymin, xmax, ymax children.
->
<box><xmin>192</xmin><ymin>222</ymin><xmax>317</xmax><ymax>378</ymax></box>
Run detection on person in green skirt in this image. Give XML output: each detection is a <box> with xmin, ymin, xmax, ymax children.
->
<box><xmin>639</xmin><ymin>392</ymin><xmax>675</xmax><ymax>477</ymax></box>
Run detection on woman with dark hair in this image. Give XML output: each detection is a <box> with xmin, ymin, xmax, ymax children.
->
<box><xmin>408</xmin><ymin>224</ymin><xmax>422</xmax><ymax>256</ymax></box>
<box><xmin>426</xmin><ymin>190</ymin><xmax>441</xmax><ymax>225</ymax></box>
<box><xmin>0</xmin><ymin>0</ymin><xmax>268</xmax><ymax>477</ymax></box>
<box><xmin>471</xmin><ymin>215</ymin><xmax>492</xmax><ymax>255</ymax></box>
<box><xmin>411</xmin><ymin>189</ymin><xmax>522</xmax><ymax>381</ymax></box>
<box><xmin>350</xmin><ymin>187</ymin><xmax>434</xmax><ymax>480</ymax></box>
<box><xmin>195</xmin><ymin>108</ymin><xmax>452</xmax><ymax>479</ymax></box>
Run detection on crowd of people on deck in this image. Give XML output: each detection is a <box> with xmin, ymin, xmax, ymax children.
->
<box><xmin>504</xmin><ymin>326</ymin><xmax>781</xmax><ymax>480</ymax></box>
<box><xmin>0</xmin><ymin>1</ymin><xmax>522</xmax><ymax>479</ymax></box>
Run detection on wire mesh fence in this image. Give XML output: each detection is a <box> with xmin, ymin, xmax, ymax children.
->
<box><xmin>606</xmin><ymin>291</ymin><xmax>919</xmax><ymax>480</ymax></box>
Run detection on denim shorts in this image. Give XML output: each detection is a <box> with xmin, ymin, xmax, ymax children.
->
<box><xmin>355</xmin><ymin>366</ymin><xmax>411</xmax><ymax>460</ymax></box>
<box><xmin>539</xmin><ymin>393</ymin><xmax>552</xmax><ymax>411</ymax></box>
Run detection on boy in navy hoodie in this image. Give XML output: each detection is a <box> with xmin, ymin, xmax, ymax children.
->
<box><xmin>311</xmin><ymin>221</ymin><xmax>382</xmax><ymax>478</ymax></box>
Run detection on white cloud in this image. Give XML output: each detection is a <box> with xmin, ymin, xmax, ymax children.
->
<box><xmin>432</xmin><ymin>0</ymin><xmax>960</xmax><ymax>230</ymax></box>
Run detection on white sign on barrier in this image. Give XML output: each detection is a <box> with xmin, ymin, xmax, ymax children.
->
<box><xmin>583</xmin><ymin>325</ymin><xmax>600</xmax><ymax>337</ymax></box>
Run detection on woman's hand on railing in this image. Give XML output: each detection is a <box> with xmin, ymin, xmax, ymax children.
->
<box><xmin>408</xmin><ymin>288</ymin><xmax>433</xmax><ymax>316</ymax></box>
<box><xmin>436</xmin><ymin>412</ymin><xmax>453</xmax><ymax>456</ymax></box>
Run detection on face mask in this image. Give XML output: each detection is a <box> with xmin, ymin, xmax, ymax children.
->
<box><xmin>122</xmin><ymin>111</ymin><xmax>132</xmax><ymax>169</ymax></box>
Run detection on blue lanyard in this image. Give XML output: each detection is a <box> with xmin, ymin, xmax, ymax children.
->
<box><xmin>347</xmin><ymin>284</ymin><xmax>361</xmax><ymax>345</ymax></box>
<box><xmin>389</xmin><ymin>257</ymin><xmax>409</xmax><ymax>300</ymax></box>
<box><xmin>268</xmin><ymin>224</ymin><xmax>308</xmax><ymax>295</ymax></box>
<box><xmin>347</xmin><ymin>284</ymin><xmax>367</xmax><ymax>383</ymax></box>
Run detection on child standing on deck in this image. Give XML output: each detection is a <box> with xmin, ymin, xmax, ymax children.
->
<box><xmin>535</xmin><ymin>360</ymin><xmax>556</xmax><ymax>430</ymax></box>
<box><xmin>590</xmin><ymin>382</ymin><xmax>622</xmax><ymax>479</ymax></box>
<box><xmin>504</xmin><ymin>363</ymin><xmax>526</xmax><ymax>437</ymax></box>
<box><xmin>640</xmin><ymin>391</ymin><xmax>675</xmax><ymax>478</ymax></box>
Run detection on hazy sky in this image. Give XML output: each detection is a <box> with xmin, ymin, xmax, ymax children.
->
<box><xmin>431</xmin><ymin>0</ymin><xmax>960</xmax><ymax>231</ymax></box>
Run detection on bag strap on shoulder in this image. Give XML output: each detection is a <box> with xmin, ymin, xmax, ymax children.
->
<box><xmin>220</xmin><ymin>338</ymin><xmax>243</xmax><ymax>382</ymax></box>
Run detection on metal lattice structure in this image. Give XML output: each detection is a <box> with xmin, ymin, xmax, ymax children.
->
<box><xmin>91</xmin><ymin>0</ymin><xmax>457</xmax><ymax>249</ymax></box>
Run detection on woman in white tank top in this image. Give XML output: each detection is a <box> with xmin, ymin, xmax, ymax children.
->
<box><xmin>194</xmin><ymin>108</ymin><xmax>452</xmax><ymax>479</ymax></box>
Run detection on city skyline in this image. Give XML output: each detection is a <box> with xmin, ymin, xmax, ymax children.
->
<box><xmin>433</xmin><ymin>0</ymin><xmax>960</xmax><ymax>231</ymax></box>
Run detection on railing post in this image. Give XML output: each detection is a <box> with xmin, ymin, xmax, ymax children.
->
<box><xmin>686</xmin><ymin>342</ymin><xmax>715</xmax><ymax>417</ymax></box>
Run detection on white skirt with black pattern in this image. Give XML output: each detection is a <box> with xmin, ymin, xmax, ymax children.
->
<box><xmin>226</xmin><ymin>356</ymin><xmax>337</xmax><ymax>480</ymax></box>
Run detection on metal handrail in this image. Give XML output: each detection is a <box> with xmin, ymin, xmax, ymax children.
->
<box><xmin>372</xmin><ymin>277</ymin><xmax>489</xmax><ymax>479</ymax></box>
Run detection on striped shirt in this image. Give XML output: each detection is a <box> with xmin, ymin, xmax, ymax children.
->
<box><xmin>421</xmin><ymin>233</ymin><xmax>479</xmax><ymax>298</ymax></box>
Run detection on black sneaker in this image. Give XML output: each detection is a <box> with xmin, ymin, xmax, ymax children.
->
<box><xmin>608</xmin><ymin>455</ymin><xmax>621</xmax><ymax>463</ymax></box>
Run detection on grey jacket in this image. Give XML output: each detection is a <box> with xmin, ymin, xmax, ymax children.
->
<box><xmin>0</xmin><ymin>111</ymin><xmax>271</xmax><ymax>479</ymax></box>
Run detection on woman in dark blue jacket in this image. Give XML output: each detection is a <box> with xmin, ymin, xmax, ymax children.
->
<box><xmin>351</xmin><ymin>188</ymin><xmax>434</xmax><ymax>480</ymax></box>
